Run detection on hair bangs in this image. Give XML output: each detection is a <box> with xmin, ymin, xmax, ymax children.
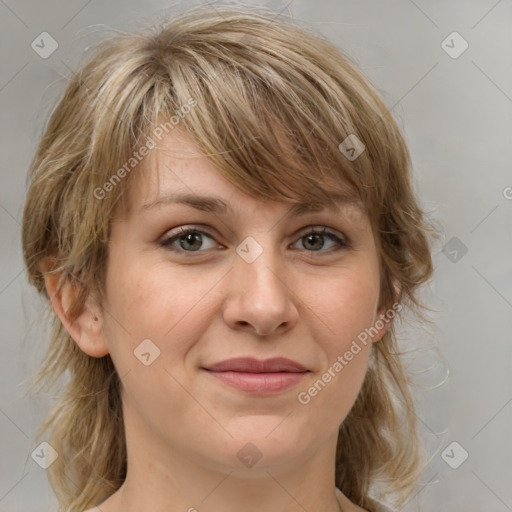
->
<box><xmin>127</xmin><ymin>36</ymin><xmax>369</xmax><ymax>213</ymax></box>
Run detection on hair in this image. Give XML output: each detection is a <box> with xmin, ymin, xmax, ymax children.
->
<box><xmin>22</xmin><ymin>4</ymin><xmax>438</xmax><ymax>512</ymax></box>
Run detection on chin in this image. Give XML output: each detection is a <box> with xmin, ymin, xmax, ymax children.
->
<box><xmin>217</xmin><ymin>424</ymin><xmax>311</xmax><ymax>466</ymax></box>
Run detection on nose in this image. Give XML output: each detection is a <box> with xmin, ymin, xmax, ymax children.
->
<box><xmin>222</xmin><ymin>246</ymin><xmax>299</xmax><ymax>337</ymax></box>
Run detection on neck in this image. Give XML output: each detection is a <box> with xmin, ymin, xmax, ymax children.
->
<box><xmin>102</xmin><ymin>419</ymin><xmax>345</xmax><ymax>512</ymax></box>
<box><xmin>112</xmin><ymin>452</ymin><xmax>343</xmax><ymax>512</ymax></box>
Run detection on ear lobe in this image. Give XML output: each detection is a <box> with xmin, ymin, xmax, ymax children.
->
<box><xmin>371</xmin><ymin>280</ymin><xmax>402</xmax><ymax>343</ymax></box>
<box><xmin>43</xmin><ymin>269</ymin><xmax>110</xmax><ymax>358</ymax></box>
<box><xmin>370</xmin><ymin>312</ymin><xmax>392</xmax><ymax>343</ymax></box>
<box><xmin>370</xmin><ymin>302</ymin><xmax>397</xmax><ymax>343</ymax></box>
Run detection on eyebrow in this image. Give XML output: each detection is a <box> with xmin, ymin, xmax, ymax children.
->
<box><xmin>141</xmin><ymin>192</ymin><xmax>363</xmax><ymax>217</ymax></box>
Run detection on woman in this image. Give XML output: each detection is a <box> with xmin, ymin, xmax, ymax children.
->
<box><xmin>22</xmin><ymin>5</ymin><xmax>437</xmax><ymax>512</ymax></box>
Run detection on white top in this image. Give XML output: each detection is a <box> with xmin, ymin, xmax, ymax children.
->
<box><xmin>374</xmin><ymin>503</ymin><xmax>394</xmax><ymax>512</ymax></box>
<box><xmin>335</xmin><ymin>488</ymin><xmax>394</xmax><ymax>512</ymax></box>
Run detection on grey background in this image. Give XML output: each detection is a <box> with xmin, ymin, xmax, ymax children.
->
<box><xmin>1</xmin><ymin>0</ymin><xmax>511</xmax><ymax>511</ymax></box>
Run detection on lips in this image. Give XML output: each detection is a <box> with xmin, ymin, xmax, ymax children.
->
<box><xmin>203</xmin><ymin>357</ymin><xmax>308</xmax><ymax>373</ymax></box>
<box><xmin>202</xmin><ymin>357</ymin><xmax>309</xmax><ymax>394</ymax></box>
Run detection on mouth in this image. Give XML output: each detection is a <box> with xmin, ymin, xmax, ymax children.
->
<box><xmin>203</xmin><ymin>370</ymin><xmax>308</xmax><ymax>394</ymax></box>
<box><xmin>201</xmin><ymin>357</ymin><xmax>310</xmax><ymax>394</ymax></box>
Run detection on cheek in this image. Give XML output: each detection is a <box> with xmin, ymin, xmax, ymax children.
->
<box><xmin>297</xmin><ymin>282</ymin><xmax>376</xmax><ymax>429</ymax></box>
<box><xmin>100</xmin><ymin>257</ymin><xmax>216</xmax><ymax>430</ymax></box>
<box><xmin>298</xmin><ymin>265</ymin><xmax>378</xmax><ymax>413</ymax></box>
<box><xmin>102</xmin><ymin>254</ymin><xmax>219</xmax><ymax>369</ymax></box>
<box><xmin>311</xmin><ymin>265</ymin><xmax>380</xmax><ymax>348</ymax></box>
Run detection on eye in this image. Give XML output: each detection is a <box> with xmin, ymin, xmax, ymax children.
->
<box><xmin>160</xmin><ymin>225</ymin><xmax>350</xmax><ymax>255</ymax></box>
<box><xmin>161</xmin><ymin>227</ymin><xmax>219</xmax><ymax>253</ymax></box>
<box><xmin>292</xmin><ymin>227</ymin><xmax>350</xmax><ymax>253</ymax></box>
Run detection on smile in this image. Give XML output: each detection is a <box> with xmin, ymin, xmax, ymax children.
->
<box><xmin>203</xmin><ymin>369</ymin><xmax>308</xmax><ymax>394</ymax></box>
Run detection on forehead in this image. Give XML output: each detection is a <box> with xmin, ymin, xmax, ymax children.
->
<box><xmin>125</xmin><ymin>130</ymin><xmax>366</xmax><ymax>221</ymax></box>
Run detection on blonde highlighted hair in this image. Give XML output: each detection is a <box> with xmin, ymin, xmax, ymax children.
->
<box><xmin>22</xmin><ymin>5</ymin><xmax>437</xmax><ymax>512</ymax></box>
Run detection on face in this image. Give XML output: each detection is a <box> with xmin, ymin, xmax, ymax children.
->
<box><xmin>97</xmin><ymin>130</ymin><xmax>389</xmax><ymax>475</ymax></box>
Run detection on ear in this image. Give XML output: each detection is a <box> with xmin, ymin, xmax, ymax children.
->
<box><xmin>371</xmin><ymin>282</ymin><xmax>402</xmax><ymax>343</ymax></box>
<box><xmin>370</xmin><ymin>306</ymin><xmax>393</xmax><ymax>343</ymax></box>
<box><xmin>43</xmin><ymin>268</ymin><xmax>109</xmax><ymax>358</ymax></box>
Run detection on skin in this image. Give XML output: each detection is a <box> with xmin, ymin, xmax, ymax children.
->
<box><xmin>45</xmin><ymin>130</ymin><xmax>392</xmax><ymax>512</ymax></box>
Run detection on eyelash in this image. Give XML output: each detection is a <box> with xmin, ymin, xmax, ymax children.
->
<box><xmin>160</xmin><ymin>226</ymin><xmax>350</xmax><ymax>256</ymax></box>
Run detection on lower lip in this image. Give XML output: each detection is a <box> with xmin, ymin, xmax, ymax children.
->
<box><xmin>204</xmin><ymin>370</ymin><xmax>307</xmax><ymax>394</ymax></box>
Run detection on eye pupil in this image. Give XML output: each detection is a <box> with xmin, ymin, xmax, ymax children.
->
<box><xmin>303</xmin><ymin>234</ymin><xmax>324</xmax><ymax>251</ymax></box>
<box><xmin>180</xmin><ymin>232</ymin><xmax>203</xmax><ymax>251</ymax></box>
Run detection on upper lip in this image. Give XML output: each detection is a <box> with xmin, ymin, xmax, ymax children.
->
<box><xmin>203</xmin><ymin>357</ymin><xmax>309</xmax><ymax>373</ymax></box>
